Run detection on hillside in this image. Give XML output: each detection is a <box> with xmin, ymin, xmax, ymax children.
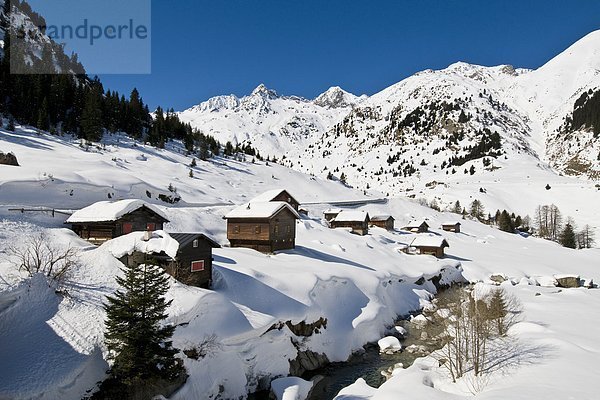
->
<box><xmin>0</xmin><ymin>128</ymin><xmax>599</xmax><ymax>400</ymax></box>
<box><xmin>178</xmin><ymin>31</ymin><xmax>600</xmax><ymax>234</ymax></box>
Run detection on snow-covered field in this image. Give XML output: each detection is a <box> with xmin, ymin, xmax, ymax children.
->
<box><xmin>0</xmin><ymin>129</ymin><xmax>599</xmax><ymax>400</ymax></box>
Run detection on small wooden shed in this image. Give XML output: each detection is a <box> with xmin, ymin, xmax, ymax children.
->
<box><xmin>66</xmin><ymin>200</ymin><xmax>169</xmax><ymax>244</ymax></box>
<box><xmin>225</xmin><ymin>201</ymin><xmax>299</xmax><ymax>253</ymax></box>
<box><xmin>410</xmin><ymin>235</ymin><xmax>449</xmax><ymax>258</ymax></box>
<box><xmin>402</xmin><ymin>220</ymin><xmax>430</xmax><ymax>233</ymax></box>
<box><xmin>101</xmin><ymin>231</ymin><xmax>221</xmax><ymax>288</ymax></box>
<box><xmin>370</xmin><ymin>215</ymin><xmax>395</xmax><ymax>230</ymax></box>
<box><xmin>330</xmin><ymin>210</ymin><xmax>370</xmax><ymax>235</ymax></box>
<box><xmin>250</xmin><ymin>189</ymin><xmax>300</xmax><ymax>211</ymax></box>
<box><xmin>441</xmin><ymin>222</ymin><xmax>461</xmax><ymax>233</ymax></box>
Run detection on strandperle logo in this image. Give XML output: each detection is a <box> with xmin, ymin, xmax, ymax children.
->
<box><xmin>10</xmin><ymin>0</ymin><xmax>151</xmax><ymax>74</ymax></box>
<box><xmin>24</xmin><ymin>18</ymin><xmax>150</xmax><ymax>46</ymax></box>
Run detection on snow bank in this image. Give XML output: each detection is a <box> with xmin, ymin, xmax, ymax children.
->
<box><xmin>377</xmin><ymin>336</ymin><xmax>402</xmax><ymax>353</ymax></box>
<box><xmin>99</xmin><ymin>230</ymin><xmax>180</xmax><ymax>259</ymax></box>
<box><xmin>271</xmin><ymin>377</ymin><xmax>313</xmax><ymax>400</ymax></box>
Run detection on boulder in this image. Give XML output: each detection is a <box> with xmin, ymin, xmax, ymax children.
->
<box><xmin>0</xmin><ymin>152</ymin><xmax>19</xmax><ymax>166</ymax></box>
<box><xmin>554</xmin><ymin>275</ymin><xmax>581</xmax><ymax>288</ymax></box>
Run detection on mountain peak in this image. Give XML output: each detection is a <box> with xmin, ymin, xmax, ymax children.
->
<box><xmin>251</xmin><ymin>83</ymin><xmax>279</xmax><ymax>99</ymax></box>
<box><xmin>314</xmin><ymin>86</ymin><xmax>361</xmax><ymax>108</ymax></box>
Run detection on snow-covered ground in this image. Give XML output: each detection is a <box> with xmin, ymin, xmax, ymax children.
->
<box><xmin>0</xmin><ymin>129</ymin><xmax>599</xmax><ymax>400</ymax></box>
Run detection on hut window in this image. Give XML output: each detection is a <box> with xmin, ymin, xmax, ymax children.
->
<box><xmin>123</xmin><ymin>222</ymin><xmax>133</xmax><ymax>234</ymax></box>
<box><xmin>146</xmin><ymin>223</ymin><xmax>156</xmax><ymax>231</ymax></box>
<box><xmin>255</xmin><ymin>226</ymin><xmax>261</xmax><ymax>234</ymax></box>
<box><xmin>274</xmin><ymin>224</ymin><xmax>279</xmax><ymax>234</ymax></box>
<box><xmin>190</xmin><ymin>260</ymin><xmax>205</xmax><ymax>272</ymax></box>
<box><xmin>193</xmin><ymin>239</ymin><xmax>199</xmax><ymax>248</ymax></box>
<box><xmin>287</xmin><ymin>226</ymin><xmax>291</xmax><ymax>233</ymax></box>
<box><xmin>233</xmin><ymin>225</ymin><xmax>240</xmax><ymax>234</ymax></box>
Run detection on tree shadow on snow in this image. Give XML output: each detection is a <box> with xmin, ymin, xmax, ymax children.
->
<box><xmin>483</xmin><ymin>337</ymin><xmax>557</xmax><ymax>376</ymax></box>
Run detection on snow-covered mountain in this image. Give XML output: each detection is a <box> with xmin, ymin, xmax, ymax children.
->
<box><xmin>179</xmin><ymin>31</ymin><xmax>600</xmax><ymax>192</ymax></box>
<box><xmin>178</xmin><ymin>84</ymin><xmax>364</xmax><ymax>157</ymax></box>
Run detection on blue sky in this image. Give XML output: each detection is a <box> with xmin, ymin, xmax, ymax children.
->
<box><xmin>94</xmin><ymin>0</ymin><xmax>600</xmax><ymax>110</ymax></box>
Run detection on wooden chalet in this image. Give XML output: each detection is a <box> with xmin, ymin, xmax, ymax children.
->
<box><xmin>323</xmin><ymin>208</ymin><xmax>342</xmax><ymax>222</ymax></box>
<box><xmin>250</xmin><ymin>189</ymin><xmax>300</xmax><ymax>211</ymax></box>
<box><xmin>370</xmin><ymin>215</ymin><xmax>395</xmax><ymax>230</ymax></box>
<box><xmin>402</xmin><ymin>220</ymin><xmax>429</xmax><ymax>233</ymax></box>
<box><xmin>66</xmin><ymin>200</ymin><xmax>169</xmax><ymax>244</ymax></box>
<box><xmin>330</xmin><ymin>210</ymin><xmax>370</xmax><ymax>235</ymax></box>
<box><xmin>102</xmin><ymin>231</ymin><xmax>220</xmax><ymax>288</ymax></box>
<box><xmin>441</xmin><ymin>222</ymin><xmax>461</xmax><ymax>233</ymax></box>
<box><xmin>225</xmin><ymin>201</ymin><xmax>299</xmax><ymax>253</ymax></box>
<box><xmin>410</xmin><ymin>235</ymin><xmax>449</xmax><ymax>258</ymax></box>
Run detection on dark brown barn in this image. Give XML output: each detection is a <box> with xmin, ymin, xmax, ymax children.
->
<box><xmin>225</xmin><ymin>201</ymin><xmax>299</xmax><ymax>253</ymax></box>
<box><xmin>66</xmin><ymin>200</ymin><xmax>169</xmax><ymax>244</ymax></box>
<box><xmin>410</xmin><ymin>235</ymin><xmax>449</xmax><ymax>258</ymax></box>
<box><xmin>330</xmin><ymin>211</ymin><xmax>370</xmax><ymax>235</ymax></box>
<box><xmin>103</xmin><ymin>231</ymin><xmax>220</xmax><ymax>288</ymax></box>
<box><xmin>441</xmin><ymin>222</ymin><xmax>461</xmax><ymax>233</ymax></box>
<box><xmin>370</xmin><ymin>215</ymin><xmax>395</xmax><ymax>230</ymax></box>
<box><xmin>402</xmin><ymin>220</ymin><xmax>429</xmax><ymax>233</ymax></box>
<box><xmin>250</xmin><ymin>189</ymin><xmax>300</xmax><ymax>211</ymax></box>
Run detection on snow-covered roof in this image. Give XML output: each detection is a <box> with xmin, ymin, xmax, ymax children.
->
<box><xmin>371</xmin><ymin>214</ymin><xmax>394</xmax><ymax>222</ymax></box>
<box><xmin>66</xmin><ymin>199</ymin><xmax>168</xmax><ymax>223</ymax></box>
<box><xmin>323</xmin><ymin>208</ymin><xmax>343</xmax><ymax>214</ymax></box>
<box><xmin>250</xmin><ymin>189</ymin><xmax>299</xmax><ymax>204</ymax></box>
<box><xmin>225</xmin><ymin>201</ymin><xmax>299</xmax><ymax>219</ymax></box>
<box><xmin>403</xmin><ymin>220</ymin><xmax>429</xmax><ymax>227</ymax></box>
<box><xmin>100</xmin><ymin>230</ymin><xmax>180</xmax><ymax>259</ymax></box>
<box><xmin>333</xmin><ymin>210</ymin><xmax>370</xmax><ymax>222</ymax></box>
<box><xmin>410</xmin><ymin>235</ymin><xmax>449</xmax><ymax>248</ymax></box>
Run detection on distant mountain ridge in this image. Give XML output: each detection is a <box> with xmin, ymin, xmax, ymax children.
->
<box><xmin>178</xmin><ymin>31</ymin><xmax>600</xmax><ymax>189</ymax></box>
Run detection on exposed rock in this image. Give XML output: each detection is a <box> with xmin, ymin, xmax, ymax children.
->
<box><xmin>266</xmin><ymin>317</ymin><xmax>328</xmax><ymax>338</ymax></box>
<box><xmin>0</xmin><ymin>152</ymin><xmax>19</xmax><ymax>166</ymax></box>
<box><xmin>289</xmin><ymin>349</ymin><xmax>329</xmax><ymax>376</ymax></box>
<box><xmin>490</xmin><ymin>274</ymin><xmax>507</xmax><ymax>284</ymax></box>
<box><xmin>555</xmin><ymin>275</ymin><xmax>581</xmax><ymax>288</ymax></box>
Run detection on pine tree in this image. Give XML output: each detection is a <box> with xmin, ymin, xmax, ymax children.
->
<box><xmin>559</xmin><ymin>223</ymin><xmax>577</xmax><ymax>249</ymax></box>
<box><xmin>103</xmin><ymin>261</ymin><xmax>184</xmax><ymax>390</ymax></box>
<box><xmin>498</xmin><ymin>210</ymin><xmax>514</xmax><ymax>233</ymax></box>
<box><xmin>451</xmin><ymin>200</ymin><xmax>462</xmax><ymax>214</ymax></box>
<box><xmin>81</xmin><ymin>85</ymin><xmax>104</xmax><ymax>141</ymax></box>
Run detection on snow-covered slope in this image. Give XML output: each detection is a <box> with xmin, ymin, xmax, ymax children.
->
<box><xmin>178</xmin><ymin>31</ymin><xmax>600</xmax><ymax>228</ymax></box>
<box><xmin>178</xmin><ymin>84</ymin><xmax>364</xmax><ymax>158</ymax></box>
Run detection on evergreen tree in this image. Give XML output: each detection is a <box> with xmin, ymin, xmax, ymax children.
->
<box><xmin>80</xmin><ymin>85</ymin><xmax>104</xmax><ymax>141</ymax></box>
<box><xmin>451</xmin><ymin>200</ymin><xmax>462</xmax><ymax>214</ymax></box>
<box><xmin>559</xmin><ymin>223</ymin><xmax>577</xmax><ymax>249</ymax></box>
<box><xmin>469</xmin><ymin>199</ymin><xmax>485</xmax><ymax>221</ymax></box>
<box><xmin>103</xmin><ymin>260</ymin><xmax>184</xmax><ymax>390</ymax></box>
<box><xmin>498</xmin><ymin>210</ymin><xmax>515</xmax><ymax>233</ymax></box>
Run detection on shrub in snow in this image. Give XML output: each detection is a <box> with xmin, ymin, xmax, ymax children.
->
<box><xmin>6</xmin><ymin>232</ymin><xmax>78</xmax><ymax>287</ymax></box>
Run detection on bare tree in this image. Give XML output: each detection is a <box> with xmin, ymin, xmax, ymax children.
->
<box><xmin>433</xmin><ymin>287</ymin><xmax>522</xmax><ymax>386</ymax></box>
<box><xmin>6</xmin><ymin>233</ymin><xmax>79</xmax><ymax>286</ymax></box>
<box><xmin>577</xmin><ymin>224</ymin><xmax>596</xmax><ymax>249</ymax></box>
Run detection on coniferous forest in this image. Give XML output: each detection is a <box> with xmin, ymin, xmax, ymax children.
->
<box><xmin>0</xmin><ymin>0</ymin><xmax>236</xmax><ymax>158</ymax></box>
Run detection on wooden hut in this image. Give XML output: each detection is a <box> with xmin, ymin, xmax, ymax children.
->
<box><xmin>250</xmin><ymin>189</ymin><xmax>300</xmax><ymax>211</ymax></box>
<box><xmin>101</xmin><ymin>231</ymin><xmax>220</xmax><ymax>288</ymax></box>
<box><xmin>402</xmin><ymin>220</ymin><xmax>429</xmax><ymax>233</ymax></box>
<box><xmin>441</xmin><ymin>222</ymin><xmax>461</xmax><ymax>233</ymax></box>
<box><xmin>410</xmin><ymin>235</ymin><xmax>449</xmax><ymax>258</ymax></box>
<box><xmin>330</xmin><ymin>210</ymin><xmax>370</xmax><ymax>235</ymax></box>
<box><xmin>370</xmin><ymin>215</ymin><xmax>395</xmax><ymax>230</ymax></box>
<box><xmin>66</xmin><ymin>200</ymin><xmax>169</xmax><ymax>244</ymax></box>
<box><xmin>225</xmin><ymin>201</ymin><xmax>299</xmax><ymax>253</ymax></box>
<box><xmin>323</xmin><ymin>208</ymin><xmax>342</xmax><ymax>222</ymax></box>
